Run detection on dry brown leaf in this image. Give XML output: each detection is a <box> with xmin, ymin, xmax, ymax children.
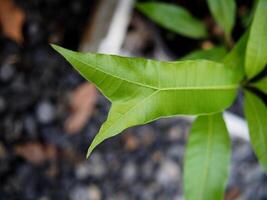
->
<box><xmin>64</xmin><ymin>83</ymin><xmax>98</xmax><ymax>134</ymax></box>
<box><xmin>225</xmin><ymin>186</ymin><xmax>241</xmax><ymax>200</ymax></box>
<box><xmin>15</xmin><ymin>142</ymin><xmax>57</xmax><ymax>165</ymax></box>
<box><xmin>0</xmin><ymin>0</ymin><xmax>25</xmax><ymax>43</ymax></box>
<box><xmin>122</xmin><ymin>133</ymin><xmax>140</xmax><ymax>151</ymax></box>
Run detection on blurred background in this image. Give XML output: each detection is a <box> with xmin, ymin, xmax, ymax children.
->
<box><xmin>0</xmin><ymin>0</ymin><xmax>267</xmax><ymax>199</ymax></box>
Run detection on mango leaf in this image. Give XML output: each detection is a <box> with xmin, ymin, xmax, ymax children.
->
<box><xmin>184</xmin><ymin>113</ymin><xmax>230</xmax><ymax>200</ymax></box>
<box><xmin>207</xmin><ymin>0</ymin><xmax>236</xmax><ymax>36</ymax></box>
<box><xmin>223</xmin><ymin>32</ymin><xmax>248</xmax><ymax>82</ymax></box>
<box><xmin>51</xmin><ymin>45</ymin><xmax>239</xmax><ymax>157</ymax></box>
<box><xmin>136</xmin><ymin>2</ymin><xmax>208</xmax><ymax>39</ymax></box>
<box><xmin>252</xmin><ymin>77</ymin><xmax>267</xmax><ymax>95</ymax></box>
<box><xmin>180</xmin><ymin>46</ymin><xmax>227</xmax><ymax>61</ymax></box>
<box><xmin>244</xmin><ymin>90</ymin><xmax>267</xmax><ymax>172</ymax></box>
<box><xmin>245</xmin><ymin>0</ymin><xmax>267</xmax><ymax>79</ymax></box>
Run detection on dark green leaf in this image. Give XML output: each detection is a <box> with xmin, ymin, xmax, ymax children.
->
<box><xmin>252</xmin><ymin>77</ymin><xmax>267</xmax><ymax>94</ymax></box>
<box><xmin>207</xmin><ymin>0</ymin><xmax>236</xmax><ymax>36</ymax></box>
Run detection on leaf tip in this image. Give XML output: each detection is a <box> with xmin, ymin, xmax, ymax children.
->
<box><xmin>86</xmin><ymin>146</ymin><xmax>94</xmax><ymax>159</ymax></box>
<box><xmin>50</xmin><ymin>43</ymin><xmax>63</xmax><ymax>53</ymax></box>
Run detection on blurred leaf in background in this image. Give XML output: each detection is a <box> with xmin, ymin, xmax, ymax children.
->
<box><xmin>245</xmin><ymin>0</ymin><xmax>267</xmax><ymax>79</ymax></box>
<box><xmin>136</xmin><ymin>2</ymin><xmax>208</xmax><ymax>39</ymax></box>
<box><xmin>206</xmin><ymin>0</ymin><xmax>236</xmax><ymax>38</ymax></box>
<box><xmin>252</xmin><ymin>77</ymin><xmax>267</xmax><ymax>94</ymax></box>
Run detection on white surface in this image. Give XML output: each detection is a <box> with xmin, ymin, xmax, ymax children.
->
<box><xmin>224</xmin><ymin>112</ymin><xmax>249</xmax><ymax>140</ymax></box>
<box><xmin>99</xmin><ymin>0</ymin><xmax>135</xmax><ymax>54</ymax></box>
<box><xmin>181</xmin><ymin>112</ymin><xmax>249</xmax><ymax>141</ymax></box>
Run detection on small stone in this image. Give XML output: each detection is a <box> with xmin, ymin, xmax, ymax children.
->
<box><xmin>87</xmin><ymin>185</ymin><xmax>102</xmax><ymax>200</ymax></box>
<box><xmin>38</xmin><ymin>196</ymin><xmax>51</xmax><ymax>200</ymax></box>
<box><xmin>141</xmin><ymin>185</ymin><xmax>157</xmax><ymax>200</ymax></box>
<box><xmin>151</xmin><ymin>150</ymin><xmax>163</xmax><ymax>163</ymax></box>
<box><xmin>141</xmin><ymin>161</ymin><xmax>154</xmax><ymax>180</ymax></box>
<box><xmin>244</xmin><ymin>165</ymin><xmax>265</xmax><ymax>183</ymax></box>
<box><xmin>70</xmin><ymin>185</ymin><xmax>101</xmax><ymax>200</ymax></box>
<box><xmin>0</xmin><ymin>63</ymin><xmax>15</xmax><ymax>82</ymax></box>
<box><xmin>36</xmin><ymin>100</ymin><xmax>55</xmax><ymax>124</ymax></box>
<box><xmin>85</xmin><ymin>153</ymin><xmax>107</xmax><ymax>178</ymax></box>
<box><xmin>108</xmin><ymin>192</ymin><xmax>128</xmax><ymax>200</ymax></box>
<box><xmin>23</xmin><ymin>115</ymin><xmax>37</xmax><ymax>139</ymax></box>
<box><xmin>75</xmin><ymin>162</ymin><xmax>90</xmax><ymax>180</ymax></box>
<box><xmin>166</xmin><ymin>145</ymin><xmax>184</xmax><ymax>161</ymax></box>
<box><xmin>232</xmin><ymin>142</ymin><xmax>254</xmax><ymax>163</ymax></box>
<box><xmin>156</xmin><ymin>159</ymin><xmax>181</xmax><ymax>186</ymax></box>
<box><xmin>138</xmin><ymin>126</ymin><xmax>155</xmax><ymax>146</ymax></box>
<box><xmin>122</xmin><ymin>162</ymin><xmax>137</xmax><ymax>182</ymax></box>
<box><xmin>173</xmin><ymin>195</ymin><xmax>184</xmax><ymax>200</ymax></box>
<box><xmin>167</xmin><ymin>125</ymin><xmax>183</xmax><ymax>141</ymax></box>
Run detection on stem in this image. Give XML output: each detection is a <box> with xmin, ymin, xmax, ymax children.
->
<box><xmin>224</xmin><ymin>33</ymin><xmax>234</xmax><ymax>49</ymax></box>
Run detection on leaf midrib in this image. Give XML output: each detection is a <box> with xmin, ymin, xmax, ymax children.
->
<box><xmin>200</xmin><ymin>116</ymin><xmax>213</xmax><ymax>200</ymax></box>
<box><xmin>66</xmin><ymin>50</ymin><xmax>238</xmax><ymax>91</ymax></box>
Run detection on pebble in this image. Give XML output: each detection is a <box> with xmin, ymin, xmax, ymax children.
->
<box><xmin>38</xmin><ymin>196</ymin><xmax>51</xmax><ymax>200</ymax></box>
<box><xmin>167</xmin><ymin>125</ymin><xmax>184</xmax><ymax>141</ymax></box>
<box><xmin>70</xmin><ymin>185</ymin><xmax>101</xmax><ymax>200</ymax></box>
<box><xmin>138</xmin><ymin>126</ymin><xmax>155</xmax><ymax>146</ymax></box>
<box><xmin>0</xmin><ymin>64</ymin><xmax>15</xmax><ymax>82</ymax></box>
<box><xmin>122</xmin><ymin>162</ymin><xmax>137</xmax><ymax>182</ymax></box>
<box><xmin>86</xmin><ymin>153</ymin><xmax>107</xmax><ymax>178</ymax></box>
<box><xmin>232</xmin><ymin>142</ymin><xmax>255</xmax><ymax>163</ymax></box>
<box><xmin>23</xmin><ymin>115</ymin><xmax>38</xmax><ymax>139</ymax></box>
<box><xmin>36</xmin><ymin>100</ymin><xmax>55</xmax><ymax>124</ymax></box>
<box><xmin>244</xmin><ymin>165</ymin><xmax>265</xmax><ymax>183</ymax></box>
<box><xmin>141</xmin><ymin>161</ymin><xmax>154</xmax><ymax>181</ymax></box>
<box><xmin>166</xmin><ymin>145</ymin><xmax>184</xmax><ymax>161</ymax></box>
<box><xmin>108</xmin><ymin>192</ymin><xmax>128</xmax><ymax>200</ymax></box>
<box><xmin>75</xmin><ymin>163</ymin><xmax>87</xmax><ymax>180</ymax></box>
<box><xmin>156</xmin><ymin>159</ymin><xmax>181</xmax><ymax>186</ymax></box>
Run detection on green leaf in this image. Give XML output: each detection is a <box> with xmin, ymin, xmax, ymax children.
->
<box><xmin>207</xmin><ymin>0</ymin><xmax>236</xmax><ymax>36</ymax></box>
<box><xmin>244</xmin><ymin>91</ymin><xmax>267</xmax><ymax>172</ymax></box>
<box><xmin>223</xmin><ymin>32</ymin><xmax>249</xmax><ymax>82</ymax></box>
<box><xmin>245</xmin><ymin>0</ymin><xmax>267</xmax><ymax>79</ymax></box>
<box><xmin>184</xmin><ymin>113</ymin><xmax>230</xmax><ymax>200</ymax></box>
<box><xmin>51</xmin><ymin>44</ymin><xmax>238</xmax><ymax>157</ymax></box>
<box><xmin>136</xmin><ymin>2</ymin><xmax>208</xmax><ymax>39</ymax></box>
<box><xmin>180</xmin><ymin>46</ymin><xmax>227</xmax><ymax>61</ymax></box>
<box><xmin>252</xmin><ymin>77</ymin><xmax>267</xmax><ymax>94</ymax></box>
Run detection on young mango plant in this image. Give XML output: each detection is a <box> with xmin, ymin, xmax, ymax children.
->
<box><xmin>51</xmin><ymin>0</ymin><xmax>267</xmax><ymax>199</ymax></box>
